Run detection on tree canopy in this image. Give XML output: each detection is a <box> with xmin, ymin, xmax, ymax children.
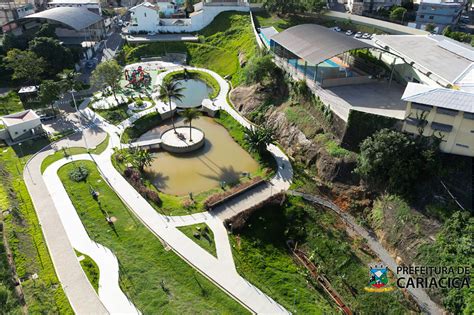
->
<box><xmin>389</xmin><ymin>7</ymin><xmax>407</xmax><ymax>22</ymax></box>
<box><xmin>244</xmin><ymin>124</ymin><xmax>275</xmax><ymax>154</ymax></box>
<box><xmin>3</xmin><ymin>49</ymin><xmax>46</xmax><ymax>83</ymax></box>
<box><xmin>91</xmin><ymin>60</ymin><xmax>123</xmax><ymax>101</ymax></box>
<box><xmin>29</xmin><ymin>37</ymin><xmax>74</xmax><ymax>76</ymax></box>
<box><xmin>264</xmin><ymin>0</ymin><xmax>326</xmax><ymax>14</ymax></box>
<box><xmin>355</xmin><ymin>129</ymin><xmax>440</xmax><ymax>197</ymax></box>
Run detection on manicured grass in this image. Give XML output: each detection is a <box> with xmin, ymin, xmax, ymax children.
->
<box><xmin>178</xmin><ymin>223</ymin><xmax>217</xmax><ymax>257</ymax></box>
<box><xmin>124</xmin><ymin>12</ymin><xmax>257</xmax><ymax>86</ymax></box>
<box><xmin>0</xmin><ymin>140</ymin><xmax>72</xmax><ymax>313</ymax></box>
<box><xmin>230</xmin><ymin>197</ymin><xmax>414</xmax><ymax>314</ymax></box>
<box><xmin>163</xmin><ymin>69</ymin><xmax>221</xmax><ymax>99</ymax></box>
<box><xmin>76</xmin><ymin>251</ymin><xmax>100</xmax><ymax>292</ymax></box>
<box><xmin>41</xmin><ymin>134</ymin><xmax>109</xmax><ymax>173</ymax></box>
<box><xmin>121</xmin><ymin>112</ymin><xmax>162</xmax><ymax>143</ymax></box>
<box><xmin>95</xmin><ymin>104</ymin><xmax>131</xmax><ymax>125</ymax></box>
<box><xmin>58</xmin><ymin>161</ymin><xmax>248</xmax><ymax>314</ymax></box>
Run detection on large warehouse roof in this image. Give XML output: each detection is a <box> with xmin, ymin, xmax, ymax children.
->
<box><xmin>24</xmin><ymin>7</ymin><xmax>102</xmax><ymax>30</ymax></box>
<box><xmin>270</xmin><ymin>24</ymin><xmax>373</xmax><ymax>65</ymax></box>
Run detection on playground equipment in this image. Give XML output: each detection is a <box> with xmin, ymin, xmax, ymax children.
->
<box><xmin>124</xmin><ymin>66</ymin><xmax>151</xmax><ymax>89</ymax></box>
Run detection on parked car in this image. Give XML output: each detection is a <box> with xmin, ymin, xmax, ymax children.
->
<box><xmin>370</xmin><ymin>33</ymin><xmax>377</xmax><ymax>39</ymax></box>
<box><xmin>345</xmin><ymin>30</ymin><xmax>353</xmax><ymax>36</ymax></box>
<box><xmin>354</xmin><ymin>32</ymin><xmax>363</xmax><ymax>38</ymax></box>
<box><xmin>333</xmin><ymin>26</ymin><xmax>342</xmax><ymax>32</ymax></box>
<box><xmin>362</xmin><ymin>33</ymin><xmax>371</xmax><ymax>39</ymax></box>
<box><xmin>148</xmin><ymin>31</ymin><xmax>157</xmax><ymax>36</ymax></box>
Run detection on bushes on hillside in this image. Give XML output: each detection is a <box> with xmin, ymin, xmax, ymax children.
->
<box><xmin>123</xmin><ymin>167</ymin><xmax>162</xmax><ymax>206</ymax></box>
<box><xmin>355</xmin><ymin>129</ymin><xmax>441</xmax><ymax>197</ymax></box>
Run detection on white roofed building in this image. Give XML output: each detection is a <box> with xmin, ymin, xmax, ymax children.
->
<box><xmin>402</xmin><ymin>82</ymin><xmax>474</xmax><ymax>156</ymax></box>
<box><xmin>0</xmin><ymin>110</ymin><xmax>43</xmax><ymax>142</ymax></box>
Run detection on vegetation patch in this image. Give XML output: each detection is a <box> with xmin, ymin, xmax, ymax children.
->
<box><xmin>121</xmin><ymin>112</ymin><xmax>162</xmax><ymax>143</ymax></box>
<box><xmin>230</xmin><ymin>196</ymin><xmax>415</xmax><ymax>314</ymax></box>
<box><xmin>314</xmin><ymin>134</ymin><xmax>352</xmax><ymax>158</ymax></box>
<box><xmin>75</xmin><ymin>251</ymin><xmax>100</xmax><ymax>292</ymax></box>
<box><xmin>58</xmin><ymin>161</ymin><xmax>247</xmax><ymax>314</ymax></box>
<box><xmin>94</xmin><ymin>103</ymin><xmax>131</xmax><ymax>125</ymax></box>
<box><xmin>177</xmin><ymin>223</ymin><xmax>216</xmax><ymax>258</ymax></box>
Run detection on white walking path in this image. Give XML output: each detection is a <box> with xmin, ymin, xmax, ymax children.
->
<box><xmin>44</xmin><ymin>157</ymin><xmax>139</xmax><ymax>314</ymax></box>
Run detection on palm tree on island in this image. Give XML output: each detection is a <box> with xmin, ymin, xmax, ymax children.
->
<box><xmin>158</xmin><ymin>81</ymin><xmax>184</xmax><ymax>133</ymax></box>
<box><xmin>180</xmin><ymin>108</ymin><xmax>202</xmax><ymax>142</ymax></box>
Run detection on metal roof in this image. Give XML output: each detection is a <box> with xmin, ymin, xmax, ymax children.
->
<box><xmin>402</xmin><ymin>82</ymin><xmax>474</xmax><ymax>113</ymax></box>
<box><xmin>270</xmin><ymin>24</ymin><xmax>373</xmax><ymax>65</ymax></box>
<box><xmin>373</xmin><ymin>35</ymin><xmax>474</xmax><ymax>84</ymax></box>
<box><xmin>24</xmin><ymin>7</ymin><xmax>102</xmax><ymax>30</ymax></box>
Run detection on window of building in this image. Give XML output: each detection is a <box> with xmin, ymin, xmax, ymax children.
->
<box><xmin>420</xmin><ymin>14</ymin><xmax>425</xmax><ymax>18</ymax></box>
<box><xmin>436</xmin><ymin>107</ymin><xmax>458</xmax><ymax>116</ymax></box>
<box><xmin>406</xmin><ymin>117</ymin><xmax>428</xmax><ymax>127</ymax></box>
<box><xmin>144</xmin><ymin>12</ymin><xmax>146</xmax><ymax>17</ymax></box>
<box><xmin>431</xmin><ymin>122</ymin><xmax>453</xmax><ymax>132</ymax></box>
<box><xmin>455</xmin><ymin>143</ymin><xmax>469</xmax><ymax>148</ymax></box>
<box><xmin>463</xmin><ymin>112</ymin><xmax>474</xmax><ymax>120</ymax></box>
<box><xmin>429</xmin><ymin>16</ymin><xmax>434</xmax><ymax>19</ymax></box>
<box><xmin>412</xmin><ymin>102</ymin><xmax>433</xmax><ymax>111</ymax></box>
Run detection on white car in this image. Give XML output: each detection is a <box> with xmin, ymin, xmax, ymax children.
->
<box><xmin>333</xmin><ymin>26</ymin><xmax>342</xmax><ymax>32</ymax></box>
<box><xmin>345</xmin><ymin>30</ymin><xmax>353</xmax><ymax>36</ymax></box>
<box><xmin>354</xmin><ymin>32</ymin><xmax>363</xmax><ymax>38</ymax></box>
<box><xmin>362</xmin><ymin>33</ymin><xmax>371</xmax><ymax>39</ymax></box>
<box><xmin>148</xmin><ymin>32</ymin><xmax>157</xmax><ymax>36</ymax></box>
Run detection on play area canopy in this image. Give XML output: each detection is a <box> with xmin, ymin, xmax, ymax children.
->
<box><xmin>270</xmin><ymin>24</ymin><xmax>373</xmax><ymax>66</ymax></box>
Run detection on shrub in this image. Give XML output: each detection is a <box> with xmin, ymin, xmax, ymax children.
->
<box><xmin>135</xmin><ymin>99</ymin><xmax>144</xmax><ymax>107</ymax></box>
<box><xmin>68</xmin><ymin>164</ymin><xmax>89</xmax><ymax>182</ymax></box>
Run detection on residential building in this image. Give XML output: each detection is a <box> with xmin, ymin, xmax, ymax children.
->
<box><xmin>127</xmin><ymin>0</ymin><xmax>248</xmax><ymax>34</ymax></box>
<box><xmin>47</xmin><ymin>0</ymin><xmax>101</xmax><ymax>15</ymax></box>
<box><xmin>347</xmin><ymin>0</ymin><xmax>401</xmax><ymax>15</ymax></box>
<box><xmin>415</xmin><ymin>0</ymin><xmax>464</xmax><ymax>33</ymax></box>
<box><xmin>373</xmin><ymin>34</ymin><xmax>474</xmax><ymax>92</ymax></box>
<box><xmin>0</xmin><ymin>2</ymin><xmax>34</xmax><ymax>28</ymax></box>
<box><xmin>402</xmin><ymin>82</ymin><xmax>474</xmax><ymax>156</ymax></box>
<box><xmin>0</xmin><ymin>110</ymin><xmax>43</xmax><ymax>142</ymax></box>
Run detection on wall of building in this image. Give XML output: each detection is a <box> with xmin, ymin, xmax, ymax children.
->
<box><xmin>6</xmin><ymin>119</ymin><xmax>42</xmax><ymax>141</ymax></box>
<box><xmin>129</xmin><ymin>6</ymin><xmax>159</xmax><ymax>32</ymax></box>
<box><xmin>415</xmin><ymin>2</ymin><xmax>462</xmax><ymax>33</ymax></box>
<box><xmin>403</xmin><ymin>102</ymin><xmax>474</xmax><ymax>156</ymax></box>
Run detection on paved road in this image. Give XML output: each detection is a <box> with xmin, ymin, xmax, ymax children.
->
<box><xmin>288</xmin><ymin>190</ymin><xmax>444</xmax><ymax>315</ymax></box>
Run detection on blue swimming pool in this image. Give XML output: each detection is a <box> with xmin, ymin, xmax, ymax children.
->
<box><xmin>322</xmin><ymin>59</ymin><xmax>340</xmax><ymax>68</ymax></box>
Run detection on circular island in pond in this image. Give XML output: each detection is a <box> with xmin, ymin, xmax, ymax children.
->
<box><xmin>160</xmin><ymin>126</ymin><xmax>205</xmax><ymax>153</ymax></box>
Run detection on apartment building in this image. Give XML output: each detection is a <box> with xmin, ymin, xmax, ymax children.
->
<box><xmin>415</xmin><ymin>0</ymin><xmax>464</xmax><ymax>33</ymax></box>
<box><xmin>402</xmin><ymin>82</ymin><xmax>474</xmax><ymax>157</ymax></box>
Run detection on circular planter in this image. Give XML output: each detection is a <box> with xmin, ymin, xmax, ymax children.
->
<box><xmin>160</xmin><ymin>126</ymin><xmax>205</xmax><ymax>153</ymax></box>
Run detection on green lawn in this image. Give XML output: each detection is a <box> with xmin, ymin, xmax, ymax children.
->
<box><xmin>124</xmin><ymin>12</ymin><xmax>257</xmax><ymax>87</ymax></box>
<box><xmin>76</xmin><ymin>251</ymin><xmax>100</xmax><ymax>292</ymax></box>
<box><xmin>58</xmin><ymin>161</ymin><xmax>248</xmax><ymax>314</ymax></box>
<box><xmin>41</xmin><ymin>134</ymin><xmax>109</xmax><ymax>173</ymax></box>
<box><xmin>178</xmin><ymin>223</ymin><xmax>217</xmax><ymax>257</ymax></box>
<box><xmin>0</xmin><ymin>91</ymin><xmax>45</xmax><ymax>115</ymax></box>
<box><xmin>230</xmin><ymin>197</ymin><xmax>415</xmax><ymax>314</ymax></box>
<box><xmin>121</xmin><ymin>112</ymin><xmax>162</xmax><ymax>143</ymax></box>
<box><xmin>0</xmin><ymin>140</ymin><xmax>72</xmax><ymax>313</ymax></box>
<box><xmin>95</xmin><ymin>104</ymin><xmax>131</xmax><ymax>125</ymax></box>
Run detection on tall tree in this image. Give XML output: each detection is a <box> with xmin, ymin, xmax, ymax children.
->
<box><xmin>91</xmin><ymin>60</ymin><xmax>122</xmax><ymax>103</ymax></box>
<box><xmin>3</xmin><ymin>49</ymin><xmax>45</xmax><ymax>84</ymax></box>
<box><xmin>58</xmin><ymin>69</ymin><xmax>81</xmax><ymax>93</ymax></box>
<box><xmin>35</xmin><ymin>23</ymin><xmax>57</xmax><ymax>39</ymax></box>
<box><xmin>158</xmin><ymin>81</ymin><xmax>184</xmax><ymax>132</ymax></box>
<box><xmin>180</xmin><ymin>108</ymin><xmax>201</xmax><ymax>141</ymax></box>
<box><xmin>389</xmin><ymin>7</ymin><xmax>407</xmax><ymax>22</ymax></box>
<box><xmin>39</xmin><ymin>80</ymin><xmax>62</xmax><ymax>115</ymax></box>
<box><xmin>29</xmin><ymin>37</ymin><xmax>74</xmax><ymax>76</ymax></box>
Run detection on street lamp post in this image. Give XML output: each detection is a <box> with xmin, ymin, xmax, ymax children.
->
<box><xmin>71</xmin><ymin>89</ymin><xmax>89</xmax><ymax>150</ymax></box>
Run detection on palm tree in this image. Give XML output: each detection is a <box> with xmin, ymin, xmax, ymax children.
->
<box><xmin>127</xmin><ymin>147</ymin><xmax>154</xmax><ymax>172</ymax></box>
<box><xmin>180</xmin><ymin>108</ymin><xmax>201</xmax><ymax>142</ymax></box>
<box><xmin>244</xmin><ymin>125</ymin><xmax>275</xmax><ymax>154</ymax></box>
<box><xmin>158</xmin><ymin>81</ymin><xmax>185</xmax><ymax>132</ymax></box>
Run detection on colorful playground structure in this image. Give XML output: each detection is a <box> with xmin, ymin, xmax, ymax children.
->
<box><xmin>124</xmin><ymin>66</ymin><xmax>151</xmax><ymax>89</ymax></box>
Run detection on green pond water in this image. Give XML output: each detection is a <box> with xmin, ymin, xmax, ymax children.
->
<box><xmin>141</xmin><ymin>116</ymin><xmax>259</xmax><ymax>195</ymax></box>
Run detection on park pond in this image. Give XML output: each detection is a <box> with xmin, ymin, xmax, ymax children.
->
<box><xmin>174</xmin><ymin>79</ymin><xmax>213</xmax><ymax>108</ymax></box>
<box><xmin>140</xmin><ymin>116</ymin><xmax>259</xmax><ymax>195</ymax></box>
